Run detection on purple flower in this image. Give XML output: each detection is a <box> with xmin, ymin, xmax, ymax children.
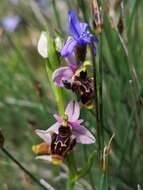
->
<box><xmin>1</xmin><ymin>15</ymin><xmax>20</xmax><ymax>32</ymax></box>
<box><xmin>52</xmin><ymin>57</ymin><xmax>78</xmax><ymax>87</ymax></box>
<box><xmin>61</xmin><ymin>11</ymin><xmax>96</xmax><ymax>57</ymax></box>
<box><xmin>33</xmin><ymin>101</ymin><xmax>95</xmax><ymax>164</ymax></box>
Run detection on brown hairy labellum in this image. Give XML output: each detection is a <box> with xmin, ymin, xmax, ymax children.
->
<box><xmin>51</xmin><ymin>125</ymin><xmax>76</xmax><ymax>159</ymax></box>
<box><xmin>63</xmin><ymin>70</ymin><xmax>94</xmax><ymax>107</ymax></box>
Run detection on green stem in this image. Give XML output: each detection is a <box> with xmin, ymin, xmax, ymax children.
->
<box><xmin>99</xmin><ymin>31</ymin><xmax>104</xmax><ymax>150</ymax></box>
<box><xmin>1</xmin><ymin>147</ymin><xmax>48</xmax><ymax>190</ymax></box>
<box><xmin>99</xmin><ymin>170</ymin><xmax>109</xmax><ymax>190</ymax></box>
<box><xmin>66</xmin><ymin>178</ymin><xmax>75</xmax><ymax>190</ymax></box>
<box><xmin>45</xmin><ymin>62</ymin><xmax>64</xmax><ymax>115</ymax></box>
<box><xmin>66</xmin><ymin>155</ymin><xmax>77</xmax><ymax>190</ymax></box>
<box><xmin>83</xmin><ymin>147</ymin><xmax>95</xmax><ymax>189</ymax></box>
<box><xmin>75</xmin><ymin>151</ymin><xmax>96</xmax><ymax>181</ymax></box>
<box><xmin>91</xmin><ymin>44</ymin><xmax>101</xmax><ymax>157</ymax></box>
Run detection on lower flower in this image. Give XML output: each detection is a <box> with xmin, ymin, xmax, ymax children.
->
<box><xmin>33</xmin><ymin>125</ymin><xmax>76</xmax><ymax>165</ymax></box>
<box><xmin>32</xmin><ymin>101</ymin><xmax>95</xmax><ymax>165</ymax></box>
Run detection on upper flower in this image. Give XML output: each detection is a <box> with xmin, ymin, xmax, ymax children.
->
<box><xmin>61</xmin><ymin>10</ymin><xmax>96</xmax><ymax>57</ymax></box>
<box><xmin>33</xmin><ymin>101</ymin><xmax>95</xmax><ymax>164</ymax></box>
<box><xmin>52</xmin><ymin>58</ymin><xmax>94</xmax><ymax>108</ymax></box>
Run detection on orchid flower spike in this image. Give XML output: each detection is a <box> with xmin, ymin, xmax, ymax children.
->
<box><xmin>61</xmin><ymin>10</ymin><xmax>97</xmax><ymax>57</ymax></box>
<box><xmin>33</xmin><ymin>101</ymin><xmax>95</xmax><ymax>165</ymax></box>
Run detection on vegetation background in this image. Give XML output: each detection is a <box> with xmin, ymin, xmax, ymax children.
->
<box><xmin>0</xmin><ymin>0</ymin><xmax>143</xmax><ymax>190</ymax></box>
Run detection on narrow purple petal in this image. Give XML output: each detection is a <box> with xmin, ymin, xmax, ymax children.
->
<box><xmin>68</xmin><ymin>10</ymin><xmax>81</xmax><ymax>39</ymax></box>
<box><xmin>72</xmin><ymin>125</ymin><xmax>95</xmax><ymax>144</ymax></box>
<box><xmin>80</xmin><ymin>22</ymin><xmax>88</xmax><ymax>32</ymax></box>
<box><xmin>52</xmin><ymin>67</ymin><xmax>74</xmax><ymax>87</ymax></box>
<box><xmin>66</xmin><ymin>55</ymin><xmax>78</xmax><ymax>72</ymax></box>
<box><xmin>53</xmin><ymin>114</ymin><xmax>63</xmax><ymax>123</ymax></box>
<box><xmin>65</xmin><ymin>101</ymin><xmax>80</xmax><ymax>121</ymax></box>
<box><xmin>68</xmin><ymin>119</ymin><xmax>83</xmax><ymax>127</ymax></box>
<box><xmin>66</xmin><ymin>55</ymin><xmax>76</xmax><ymax>65</ymax></box>
<box><xmin>61</xmin><ymin>38</ymin><xmax>77</xmax><ymax>57</ymax></box>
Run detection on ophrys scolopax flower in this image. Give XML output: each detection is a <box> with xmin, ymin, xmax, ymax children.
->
<box><xmin>32</xmin><ymin>101</ymin><xmax>95</xmax><ymax>165</ymax></box>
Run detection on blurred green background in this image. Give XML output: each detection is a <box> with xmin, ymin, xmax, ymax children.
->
<box><xmin>0</xmin><ymin>0</ymin><xmax>143</xmax><ymax>190</ymax></box>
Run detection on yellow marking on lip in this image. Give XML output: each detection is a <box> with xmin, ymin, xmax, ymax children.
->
<box><xmin>51</xmin><ymin>155</ymin><xmax>63</xmax><ymax>165</ymax></box>
<box><xmin>80</xmin><ymin>102</ymin><xmax>93</xmax><ymax>109</ymax></box>
<box><xmin>32</xmin><ymin>143</ymin><xmax>50</xmax><ymax>155</ymax></box>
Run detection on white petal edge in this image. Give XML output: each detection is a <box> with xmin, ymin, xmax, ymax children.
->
<box><xmin>35</xmin><ymin>129</ymin><xmax>51</xmax><ymax>143</ymax></box>
<box><xmin>36</xmin><ymin>155</ymin><xmax>52</xmax><ymax>162</ymax></box>
<box><xmin>37</xmin><ymin>31</ymin><xmax>48</xmax><ymax>58</ymax></box>
<box><xmin>35</xmin><ymin>123</ymin><xmax>60</xmax><ymax>143</ymax></box>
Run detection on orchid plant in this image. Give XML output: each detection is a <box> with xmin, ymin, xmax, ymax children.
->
<box><xmin>0</xmin><ymin>1</ymin><xmax>140</xmax><ymax>190</ymax></box>
<box><xmin>34</xmin><ymin>8</ymin><xmax>99</xmax><ymax>190</ymax></box>
<box><xmin>35</xmin><ymin>9</ymin><xmax>97</xmax><ymax>162</ymax></box>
